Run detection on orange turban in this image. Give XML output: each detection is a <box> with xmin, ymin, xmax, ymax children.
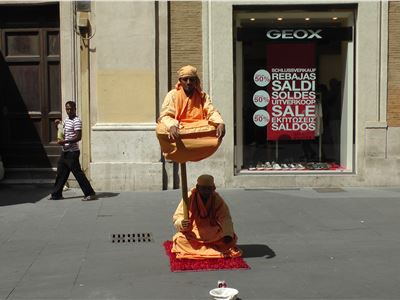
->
<box><xmin>197</xmin><ymin>174</ymin><xmax>215</xmax><ymax>187</ymax></box>
<box><xmin>177</xmin><ymin>65</ymin><xmax>198</xmax><ymax>79</ymax></box>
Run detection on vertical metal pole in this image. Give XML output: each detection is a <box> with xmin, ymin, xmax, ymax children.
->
<box><xmin>180</xmin><ymin>163</ymin><xmax>189</xmax><ymax>219</ymax></box>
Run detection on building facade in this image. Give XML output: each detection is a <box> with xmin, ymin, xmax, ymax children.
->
<box><xmin>0</xmin><ymin>1</ymin><xmax>399</xmax><ymax>190</ymax></box>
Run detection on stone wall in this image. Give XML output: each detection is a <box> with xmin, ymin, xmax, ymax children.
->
<box><xmin>89</xmin><ymin>2</ymin><xmax>162</xmax><ymax>191</ymax></box>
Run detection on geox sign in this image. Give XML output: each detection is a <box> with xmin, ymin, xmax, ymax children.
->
<box><xmin>237</xmin><ymin>27</ymin><xmax>352</xmax><ymax>42</ymax></box>
<box><xmin>266</xmin><ymin>29</ymin><xmax>322</xmax><ymax>40</ymax></box>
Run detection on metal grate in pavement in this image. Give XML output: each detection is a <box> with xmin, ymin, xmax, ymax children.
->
<box><xmin>111</xmin><ymin>233</ymin><xmax>154</xmax><ymax>243</ymax></box>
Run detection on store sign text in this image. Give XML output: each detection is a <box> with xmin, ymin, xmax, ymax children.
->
<box><xmin>266</xmin><ymin>29</ymin><xmax>322</xmax><ymax>40</ymax></box>
<box><xmin>269</xmin><ymin>68</ymin><xmax>317</xmax><ymax>133</ymax></box>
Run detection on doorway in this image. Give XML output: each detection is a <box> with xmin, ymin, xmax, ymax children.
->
<box><xmin>0</xmin><ymin>4</ymin><xmax>61</xmax><ymax>169</ymax></box>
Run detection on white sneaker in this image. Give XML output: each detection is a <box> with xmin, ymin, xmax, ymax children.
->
<box><xmin>273</xmin><ymin>163</ymin><xmax>282</xmax><ymax>170</ymax></box>
<box><xmin>264</xmin><ymin>162</ymin><xmax>272</xmax><ymax>170</ymax></box>
<box><xmin>82</xmin><ymin>193</ymin><xmax>97</xmax><ymax>201</ymax></box>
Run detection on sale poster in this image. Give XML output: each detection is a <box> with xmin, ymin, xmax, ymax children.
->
<box><xmin>266</xmin><ymin>43</ymin><xmax>317</xmax><ymax>140</ymax></box>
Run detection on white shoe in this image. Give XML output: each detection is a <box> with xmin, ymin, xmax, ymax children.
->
<box><xmin>264</xmin><ymin>162</ymin><xmax>272</xmax><ymax>170</ymax></box>
<box><xmin>273</xmin><ymin>163</ymin><xmax>282</xmax><ymax>170</ymax></box>
<box><xmin>82</xmin><ymin>193</ymin><xmax>97</xmax><ymax>201</ymax></box>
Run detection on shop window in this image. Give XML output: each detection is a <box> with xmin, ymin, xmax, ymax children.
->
<box><xmin>234</xmin><ymin>6</ymin><xmax>355</xmax><ymax>173</ymax></box>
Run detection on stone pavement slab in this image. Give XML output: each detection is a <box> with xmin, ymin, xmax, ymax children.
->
<box><xmin>0</xmin><ymin>185</ymin><xmax>400</xmax><ymax>299</ymax></box>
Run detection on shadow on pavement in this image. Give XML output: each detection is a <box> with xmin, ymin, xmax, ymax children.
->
<box><xmin>53</xmin><ymin>192</ymin><xmax>120</xmax><ymax>201</ymax></box>
<box><xmin>0</xmin><ymin>184</ymin><xmax>52</xmax><ymax>206</ymax></box>
<box><xmin>95</xmin><ymin>192</ymin><xmax>119</xmax><ymax>198</ymax></box>
<box><xmin>238</xmin><ymin>244</ymin><xmax>276</xmax><ymax>259</ymax></box>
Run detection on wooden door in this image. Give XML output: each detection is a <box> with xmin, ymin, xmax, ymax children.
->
<box><xmin>0</xmin><ymin>4</ymin><xmax>61</xmax><ymax>168</ymax></box>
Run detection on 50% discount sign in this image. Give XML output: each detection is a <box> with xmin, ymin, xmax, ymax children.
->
<box><xmin>252</xmin><ymin>90</ymin><xmax>270</xmax><ymax>108</ymax></box>
<box><xmin>253</xmin><ymin>109</ymin><xmax>270</xmax><ymax>127</ymax></box>
<box><xmin>253</xmin><ymin>69</ymin><xmax>271</xmax><ymax>87</ymax></box>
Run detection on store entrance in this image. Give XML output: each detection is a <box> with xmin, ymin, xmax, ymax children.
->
<box><xmin>234</xmin><ymin>8</ymin><xmax>355</xmax><ymax>172</ymax></box>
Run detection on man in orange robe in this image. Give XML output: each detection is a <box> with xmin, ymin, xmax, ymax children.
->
<box><xmin>172</xmin><ymin>174</ymin><xmax>242</xmax><ymax>259</ymax></box>
<box><xmin>156</xmin><ymin>65</ymin><xmax>225</xmax><ymax>163</ymax></box>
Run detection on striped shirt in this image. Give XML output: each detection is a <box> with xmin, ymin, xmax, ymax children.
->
<box><xmin>63</xmin><ymin>116</ymin><xmax>82</xmax><ymax>152</ymax></box>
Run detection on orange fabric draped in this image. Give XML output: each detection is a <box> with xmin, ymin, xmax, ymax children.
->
<box><xmin>156</xmin><ymin>84</ymin><xmax>222</xmax><ymax>163</ymax></box>
<box><xmin>174</xmin><ymin>83</ymin><xmax>205</xmax><ymax>123</ymax></box>
<box><xmin>171</xmin><ymin>189</ymin><xmax>242</xmax><ymax>260</ymax></box>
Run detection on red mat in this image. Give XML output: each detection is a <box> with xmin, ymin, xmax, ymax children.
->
<box><xmin>163</xmin><ymin>241</ymin><xmax>250</xmax><ymax>272</ymax></box>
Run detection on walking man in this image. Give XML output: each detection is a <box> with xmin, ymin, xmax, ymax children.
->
<box><xmin>49</xmin><ymin>101</ymin><xmax>96</xmax><ymax>201</ymax></box>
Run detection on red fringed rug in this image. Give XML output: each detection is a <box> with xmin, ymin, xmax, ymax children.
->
<box><xmin>163</xmin><ymin>241</ymin><xmax>250</xmax><ymax>272</ymax></box>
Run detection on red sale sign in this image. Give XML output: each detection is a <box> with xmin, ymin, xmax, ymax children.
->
<box><xmin>266</xmin><ymin>43</ymin><xmax>317</xmax><ymax>140</ymax></box>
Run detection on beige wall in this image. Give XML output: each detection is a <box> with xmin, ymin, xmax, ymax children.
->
<box><xmin>95</xmin><ymin>1</ymin><xmax>156</xmax><ymax>123</ymax></box>
<box><xmin>88</xmin><ymin>1</ymin><xmax>163</xmax><ymax>191</ymax></box>
<box><xmin>96</xmin><ymin>70</ymin><xmax>155</xmax><ymax>123</ymax></box>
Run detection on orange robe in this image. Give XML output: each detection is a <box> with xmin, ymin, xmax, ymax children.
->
<box><xmin>172</xmin><ymin>188</ymin><xmax>242</xmax><ymax>259</ymax></box>
<box><xmin>156</xmin><ymin>84</ymin><xmax>224</xmax><ymax>163</ymax></box>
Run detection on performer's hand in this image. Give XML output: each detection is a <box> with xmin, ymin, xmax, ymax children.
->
<box><xmin>216</xmin><ymin>123</ymin><xmax>225</xmax><ymax>140</ymax></box>
<box><xmin>181</xmin><ymin>219</ymin><xmax>190</xmax><ymax>231</ymax></box>
<box><xmin>168</xmin><ymin>126</ymin><xmax>180</xmax><ymax>140</ymax></box>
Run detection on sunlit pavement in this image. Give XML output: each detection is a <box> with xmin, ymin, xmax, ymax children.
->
<box><xmin>1</xmin><ymin>184</ymin><xmax>400</xmax><ymax>299</ymax></box>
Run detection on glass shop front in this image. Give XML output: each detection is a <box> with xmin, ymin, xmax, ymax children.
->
<box><xmin>234</xmin><ymin>5</ymin><xmax>356</xmax><ymax>173</ymax></box>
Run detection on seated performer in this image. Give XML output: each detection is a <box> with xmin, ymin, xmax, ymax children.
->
<box><xmin>156</xmin><ymin>65</ymin><xmax>225</xmax><ymax>163</ymax></box>
<box><xmin>172</xmin><ymin>174</ymin><xmax>242</xmax><ymax>259</ymax></box>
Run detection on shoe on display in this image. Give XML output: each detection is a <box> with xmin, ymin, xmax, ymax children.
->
<box><xmin>264</xmin><ymin>162</ymin><xmax>272</xmax><ymax>170</ymax></box>
<box><xmin>273</xmin><ymin>163</ymin><xmax>282</xmax><ymax>170</ymax></box>
<box><xmin>320</xmin><ymin>163</ymin><xmax>330</xmax><ymax>169</ymax></box>
<box><xmin>306</xmin><ymin>163</ymin><xmax>315</xmax><ymax>170</ymax></box>
<box><xmin>295</xmin><ymin>164</ymin><xmax>305</xmax><ymax>170</ymax></box>
<box><xmin>281</xmin><ymin>164</ymin><xmax>290</xmax><ymax>170</ymax></box>
<box><xmin>313</xmin><ymin>163</ymin><xmax>324</xmax><ymax>170</ymax></box>
<box><xmin>248</xmin><ymin>165</ymin><xmax>256</xmax><ymax>171</ymax></box>
<box><xmin>256</xmin><ymin>162</ymin><xmax>264</xmax><ymax>170</ymax></box>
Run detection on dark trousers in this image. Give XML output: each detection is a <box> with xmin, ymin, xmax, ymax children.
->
<box><xmin>51</xmin><ymin>151</ymin><xmax>95</xmax><ymax>198</ymax></box>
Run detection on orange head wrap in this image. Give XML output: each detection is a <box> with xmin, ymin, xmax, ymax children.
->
<box><xmin>175</xmin><ymin>65</ymin><xmax>202</xmax><ymax>92</ymax></box>
<box><xmin>197</xmin><ymin>174</ymin><xmax>215</xmax><ymax>187</ymax></box>
<box><xmin>177</xmin><ymin>65</ymin><xmax>198</xmax><ymax>79</ymax></box>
